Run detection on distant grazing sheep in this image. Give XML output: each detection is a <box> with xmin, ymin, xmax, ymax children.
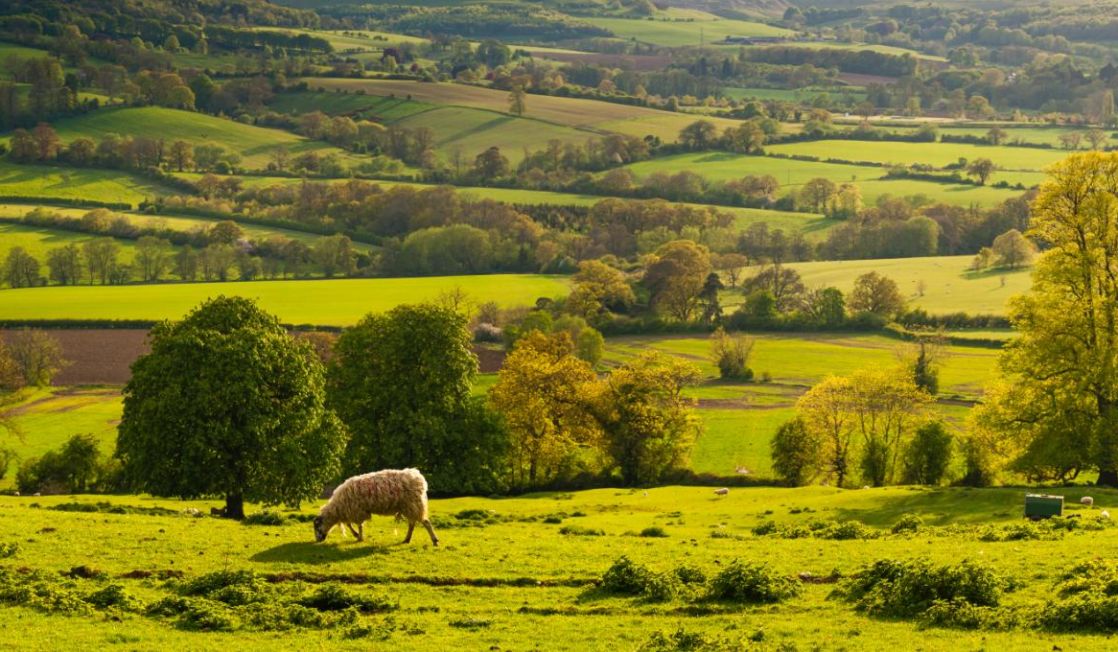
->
<box><xmin>1101</xmin><ymin>510</ymin><xmax>1111</xmax><ymax>520</ymax></box>
<box><xmin>1080</xmin><ymin>496</ymin><xmax>1094</xmax><ymax>507</ymax></box>
<box><xmin>714</xmin><ymin>488</ymin><xmax>729</xmax><ymax>496</ymax></box>
<box><xmin>313</xmin><ymin>468</ymin><xmax>438</xmax><ymax>546</ymax></box>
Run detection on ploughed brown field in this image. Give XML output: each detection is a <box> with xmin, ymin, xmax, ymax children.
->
<box><xmin>3</xmin><ymin>330</ymin><xmax>506</xmax><ymax>386</ymax></box>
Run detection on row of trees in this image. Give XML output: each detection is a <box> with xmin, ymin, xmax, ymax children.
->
<box><xmin>114</xmin><ymin>298</ymin><xmax>702</xmax><ymax>517</ymax></box>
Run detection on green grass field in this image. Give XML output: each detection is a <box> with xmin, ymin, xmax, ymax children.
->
<box><xmin>0</xmin><ymin>205</ymin><xmax>340</xmax><ymax>249</ymax></box>
<box><xmin>0</xmin><ymin>161</ymin><xmax>172</xmax><ymax>206</ymax></box>
<box><xmin>765</xmin><ymin>139</ymin><xmax>1070</xmax><ymax>173</ymax></box>
<box><xmin>786</xmin><ymin>255</ymin><xmax>1031</xmax><ymax>315</ymax></box>
<box><xmin>394</xmin><ymin>106</ymin><xmax>595</xmax><ymax>164</ymax></box>
<box><xmin>623</xmin><ymin>152</ymin><xmax>1025</xmax><ymax>208</ymax></box>
<box><xmin>299</xmin><ymin>77</ymin><xmax>745</xmax><ymax>141</ymax></box>
<box><xmin>269</xmin><ymin>92</ymin><xmax>437</xmax><ymax>121</ymax></box>
<box><xmin>0</xmin><ymin>275</ymin><xmax>571</xmax><ymax>325</ymax></box>
<box><xmin>589</xmin><ymin>15</ymin><xmax>792</xmax><ymax>47</ymax></box>
<box><xmin>43</xmin><ymin>107</ymin><xmax>360</xmax><ymax>171</ymax></box>
<box><xmin>0</xmin><ymin>486</ymin><xmax>1114</xmax><ymax>650</ymax></box>
<box><xmin>0</xmin><ymin>220</ymin><xmax>147</xmax><ymax>267</ymax></box>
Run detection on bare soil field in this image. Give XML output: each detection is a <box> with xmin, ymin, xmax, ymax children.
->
<box><xmin>8</xmin><ymin>330</ymin><xmax>505</xmax><ymax>386</ymax></box>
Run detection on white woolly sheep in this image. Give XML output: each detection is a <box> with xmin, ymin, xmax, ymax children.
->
<box><xmin>1080</xmin><ymin>496</ymin><xmax>1094</xmax><ymax>507</ymax></box>
<box><xmin>313</xmin><ymin>468</ymin><xmax>439</xmax><ymax>546</ymax></box>
<box><xmin>714</xmin><ymin>488</ymin><xmax>729</xmax><ymax>496</ymax></box>
<box><xmin>1101</xmin><ymin>510</ymin><xmax>1111</xmax><ymax>520</ymax></box>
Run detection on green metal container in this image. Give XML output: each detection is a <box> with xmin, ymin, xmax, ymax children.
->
<box><xmin>1024</xmin><ymin>493</ymin><xmax>1064</xmax><ymax>519</ymax></box>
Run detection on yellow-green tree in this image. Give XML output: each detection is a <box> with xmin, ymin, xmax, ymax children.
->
<box><xmin>796</xmin><ymin>369</ymin><xmax>931</xmax><ymax>486</ymax></box>
<box><xmin>594</xmin><ymin>353</ymin><xmax>702</xmax><ymax>485</ymax></box>
<box><xmin>973</xmin><ymin>152</ymin><xmax>1118</xmax><ymax>485</ymax></box>
<box><xmin>566</xmin><ymin>259</ymin><xmax>635</xmax><ymax>321</ymax></box>
<box><xmin>488</xmin><ymin>331</ymin><xmax>601</xmax><ymax>489</ymax></box>
<box><xmin>641</xmin><ymin>240</ymin><xmax>711</xmax><ymax>321</ymax></box>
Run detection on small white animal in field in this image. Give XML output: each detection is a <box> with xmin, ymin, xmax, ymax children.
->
<box><xmin>714</xmin><ymin>488</ymin><xmax>729</xmax><ymax>496</ymax></box>
<box><xmin>1080</xmin><ymin>496</ymin><xmax>1094</xmax><ymax>507</ymax></box>
<box><xmin>313</xmin><ymin>468</ymin><xmax>438</xmax><ymax>546</ymax></box>
<box><xmin>1101</xmin><ymin>510</ymin><xmax>1111</xmax><ymax>520</ymax></box>
<box><xmin>735</xmin><ymin>466</ymin><xmax>750</xmax><ymax>475</ymax></box>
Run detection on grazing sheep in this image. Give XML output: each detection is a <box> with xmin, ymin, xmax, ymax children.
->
<box><xmin>1080</xmin><ymin>496</ymin><xmax>1094</xmax><ymax>507</ymax></box>
<box><xmin>313</xmin><ymin>468</ymin><xmax>438</xmax><ymax>546</ymax></box>
<box><xmin>714</xmin><ymin>488</ymin><xmax>730</xmax><ymax>496</ymax></box>
<box><xmin>1101</xmin><ymin>510</ymin><xmax>1111</xmax><ymax>520</ymax></box>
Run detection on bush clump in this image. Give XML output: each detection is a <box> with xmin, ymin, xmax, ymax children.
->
<box><xmin>1036</xmin><ymin>559</ymin><xmax>1118</xmax><ymax>631</ymax></box>
<box><xmin>838</xmin><ymin>558</ymin><xmax>1004</xmax><ymax>619</ymax></box>
<box><xmin>242</xmin><ymin>511</ymin><xmax>288</xmax><ymax>526</ymax></box>
<box><xmin>559</xmin><ymin>525</ymin><xmax>605</xmax><ymax>536</ymax></box>
<box><xmin>707</xmin><ymin>561</ymin><xmax>800</xmax><ymax>604</ymax></box>
<box><xmin>639</xmin><ymin>526</ymin><xmax>669</xmax><ymax>538</ymax></box>
<box><xmin>0</xmin><ymin>542</ymin><xmax>19</xmax><ymax>558</ymax></box>
<box><xmin>891</xmin><ymin>514</ymin><xmax>924</xmax><ymax>534</ymax></box>
<box><xmin>599</xmin><ymin>556</ymin><xmax>679</xmax><ymax>602</ymax></box>
<box><xmin>296</xmin><ymin>584</ymin><xmax>397</xmax><ymax>614</ymax></box>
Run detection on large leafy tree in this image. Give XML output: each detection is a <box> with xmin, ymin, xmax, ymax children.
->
<box><xmin>328</xmin><ymin>303</ymin><xmax>503</xmax><ymax>493</ymax></box>
<box><xmin>642</xmin><ymin>240</ymin><xmax>711</xmax><ymax>321</ymax></box>
<box><xmin>116</xmin><ymin>296</ymin><xmax>344</xmax><ymax>519</ymax></box>
<box><xmin>488</xmin><ymin>331</ymin><xmax>600</xmax><ymax>489</ymax></box>
<box><xmin>595</xmin><ymin>353</ymin><xmax>703</xmax><ymax>485</ymax></box>
<box><xmin>974</xmin><ymin>153</ymin><xmax>1118</xmax><ymax>485</ymax></box>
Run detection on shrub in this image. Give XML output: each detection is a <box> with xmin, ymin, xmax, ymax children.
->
<box><xmin>710</xmin><ymin>327</ymin><xmax>754</xmax><ymax>380</ymax></box>
<box><xmin>296</xmin><ymin>584</ymin><xmax>397</xmax><ymax>614</ymax></box>
<box><xmin>0</xmin><ymin>542</ymin><xmax>19</xmax><ymax>558</ymax></box>
<box><xmin>708</xmin><ymin>561</ymin><xmax>800</xmax><ymax>603</ymax></box>
<box><xmin>639</xmin><ymin>526</ymin><xmax>669</xmax><ymax>538</ymax></box>
<box><xmin>770</xmin><ymin>417</ymin><xmax>820</xmax><ymax>486</ymax></box>
<box><xmin>16</xmin><ymin>434</ymin><xmax>114</xmax><ymax>494</ymax></box>
<box><xmin>818</xmin><ymin>520</ymin><xmax>879</xmax><ymax>540</ymax></box>
<box><xmin>838</xmin><ymin>559</ymin><xmax>1004</xmax><ymax>618</ymax></box>
<box><xmin>85</xmin><ymin>584</ymin><xmax>142</xmax><ymax>612</ymax></box>
<box><xmin>674</xmin><ymin>565</ymin><xmax>707</xmax><ymax>585</ymax></box>
<box><xmin>902</xmin><ymin>421</ymin><xmax>953</xmax><ymax>485</ymax></box>
<box><xmin>559</xmin><ymin>525</ymin><xmax>604</xmax><ymax>536</ymax></box>
<box><xmin>242</xmin><ymin>512</ymin><xmax>288</xmax><ymax>526</ymax></box>
<box><xmin>601</xmin><ymin>556</ymin><xmax>651</xmax><ymax>596</ymax></box>
<box><xmin>891</xmin><ymin>514</ymin><xmax>924</xmax><ymax>534</ymax></box>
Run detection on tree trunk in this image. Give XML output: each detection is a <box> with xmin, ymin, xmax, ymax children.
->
<box><xmin>225</xmin><ymin>493</ymin><xmax>245</xmax><ymax>520</ymax></box>
<box><xmin>1097</xmin><ymin>469</ymin><xmax>1118</xmax><ymax>487</ymax></box>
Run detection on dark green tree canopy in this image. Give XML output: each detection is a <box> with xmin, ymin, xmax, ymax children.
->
<box><xmin>328</xmin><ymin>303</ymin><xmax>503</xmax><ymax>493</ymax></box>
<box><xmin>116</xmin><ymin>296</ymin><xmax>344</xmax><ymax>518</ymax></box>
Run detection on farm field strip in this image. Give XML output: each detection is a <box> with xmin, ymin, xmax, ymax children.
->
<box><xmin>0</xmin><ymin>160</ymin><xmax>173</xmax><ymax>206</ymax></box>
<box><xmin>622</xmin><ymin>152</ymin><xmax>1026</xmax><ymax>208</ymax></box>
<box><xmin>765</xmin><ymin>139</ymin><xmax>1072</xmax><ymax>172</ymax></box>
<box><xmin>0</xmin><ymin>275</ymin><xmax>572</xmax><ymax>325</ymax></box>
<box><xmin>41</xmin><ymin>107</ymin><xmax>362</xmax><ymax>170</ymax></box>
<box><xmin>297</xmin><ymin>77</ymin><xmax>746</xmax><ymax>140</ymax></box>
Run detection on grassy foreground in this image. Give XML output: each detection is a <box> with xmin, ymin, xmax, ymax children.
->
<box><xmin>0</xmin><ymin>487</ymin><xmax>1114</xmax><ymax>650</ymax></box>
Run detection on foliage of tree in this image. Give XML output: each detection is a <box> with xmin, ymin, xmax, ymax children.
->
<box><xmin>594</xmin><ymin>352</ymin><xmax>702</xmax><ymax>486</ymax></box>
<box><xmin>849</xmin><ymin>271</ymin><xmax>905</xmax><ymax>317</ymax></box>
<box><xmin>641</xmin><ymin>240</ymin><xmax>711</xmax><ymax>321</ymax></box>
<box><xmin>117</xmin><ymin>297</ymin><xmax>345</xmax><ymax>518</ymax></box>
<box><xmin>991</xmin><ymin>229</ymin><xmax>1034</xmax><ymax>269</ymax></box>
<box><xmin>709</xmin><ymin>327</ymin><xmax>754</xmax><ymax>380</ymax></box>
<box><xmin>3</xmin><ymin>329</ymin><xmax>66</xmax><ymax>388</ymax></box>
<box><xmin>973</xmin><ymin>153</ymin><xmax>1118</xmax><ymax>485</ymax></box>
<box><xmin>488</xmin><ymin>331</ymin><xmax>600</xmax><ymax>489</ymax></box>
<box><xmin>329</xmin><ymin>303</ymin><xmax>504</xmax><ymax>493</ymax></box>
<box><xmin>796</xmin><ymin>369</ymin><xmax>932</xmax><ymax>487</ymax></box>
<box><xmin>902</xmin><ymin>421</ymin><xmax>954</xmax><ymax>485</ymax></box>
<box><xmin>770</xmin><ymin>418</ymin><xmax>820</xmax><ymax>486</ymax></box>
<box><xmin>2</xmin><ymin>247</ymin><xmax>40</xmax><ymax>288</ymax></box>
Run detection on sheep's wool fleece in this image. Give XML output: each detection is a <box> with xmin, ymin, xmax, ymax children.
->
<box><xmin>321</xmin><ymin>468</ymin><xmax>430</xmax><ymax>524</ymax></box>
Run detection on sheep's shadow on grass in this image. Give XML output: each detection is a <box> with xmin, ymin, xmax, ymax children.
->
<box><xmin>250</xmin><ymin>541</ymin><xmax>391</xmax><ymax>565</ymax></box>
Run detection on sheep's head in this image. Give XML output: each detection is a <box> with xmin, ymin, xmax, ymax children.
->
<box><xmin>313</xmin><ymin>515</ymin><xmax>329</xmax><ymax>542</ymax></box>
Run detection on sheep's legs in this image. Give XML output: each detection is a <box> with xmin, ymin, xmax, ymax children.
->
<box><xmin>403</xmin><ymin>521</ymin><xmax>415</xmax><ymax>544</ymax></box>
<box><xmin>423</xmin><ymin>519</ymin><xmax>439</xmax><ymax>547</ymax></box>
<box><xmin>346</xmin><ymin>523</ymin><xmax>363</xmax><ymax>541</ymax></box>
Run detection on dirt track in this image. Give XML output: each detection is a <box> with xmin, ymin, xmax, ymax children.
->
<box><xmin>2</xmin><ymin>329</ymin><xmax>505</xmax><ymax>386</ymax></box>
